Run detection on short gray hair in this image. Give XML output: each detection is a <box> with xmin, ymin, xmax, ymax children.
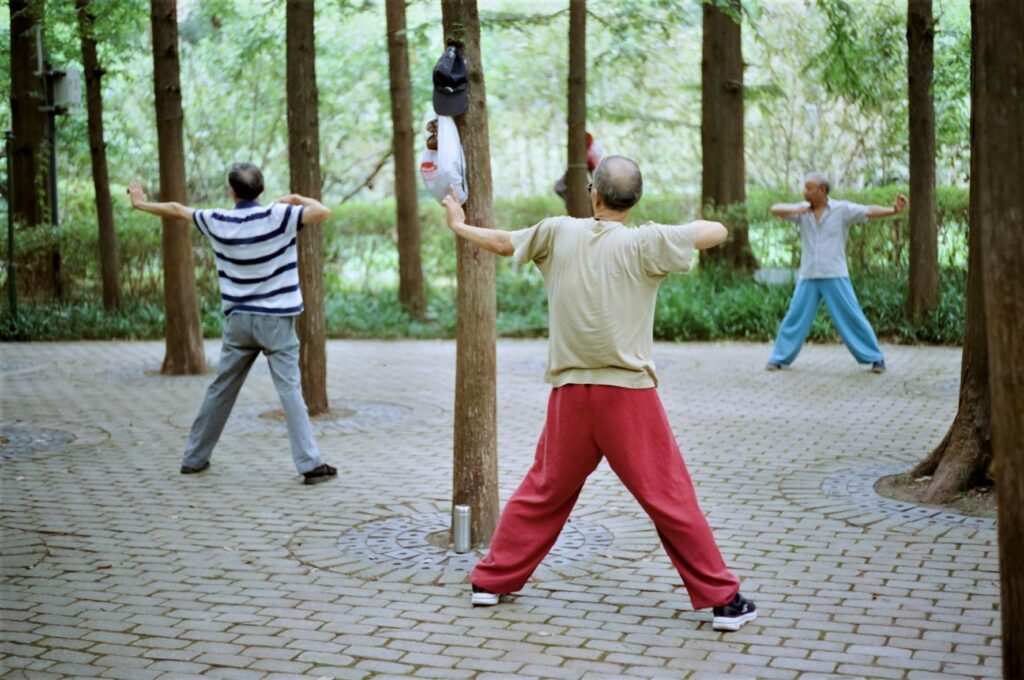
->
<box><xmin>228</xmin><ymin>162</ymin><xmax>265</xmax><ymax>201</ymax></box>
<box><xmin>592</xmin><ymin>155</ymin><xmax>643</xmax><ymax>210</ymax></box>
<box><xmin>804</xmin><ymin>171</ymin><xmax>831</xmax><ymax>194</ymax></box>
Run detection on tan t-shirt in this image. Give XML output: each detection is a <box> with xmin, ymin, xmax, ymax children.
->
<box><xmin>510</xmin><ymin>216</ymin><xmax>699</xmax><ymax>389</ymax></box>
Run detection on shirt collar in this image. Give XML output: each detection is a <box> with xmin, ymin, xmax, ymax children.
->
<box><xmin>234</xmin><ymin>199</ymin><xmax>261</xmax><ymax>209</ymax></box>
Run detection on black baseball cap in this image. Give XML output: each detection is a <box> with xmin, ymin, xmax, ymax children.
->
<box><xmin>432</xmin><ymin>45</ymin><xmax>468</xmax><ymax>117</ymax></box>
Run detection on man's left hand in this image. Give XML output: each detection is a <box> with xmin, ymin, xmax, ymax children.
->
<box><xmin>894</xmin><ymin>193</ymin><xmax>908</xmax><ymax>214</ymax></box>
<box><xmin>442</xmin><ymin>185</ymin><xmax>465</xmax><ymax>231</ymax></box>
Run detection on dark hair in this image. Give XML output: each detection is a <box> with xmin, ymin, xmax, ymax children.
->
<box><xmin>592</xmin><ymin>155</ymin><xmax>643</xmax><ymax>210</ymax></box>
<box><xmin>228</xmin><ymin>163</ymin><xmax>264</xmax><ymax>201</ymax></box>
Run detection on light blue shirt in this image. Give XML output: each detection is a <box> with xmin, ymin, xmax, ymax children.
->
<box><xmin>785</xmin><ymin>198</ymin><xmax>869</xmax><ymax>279</ymax></box>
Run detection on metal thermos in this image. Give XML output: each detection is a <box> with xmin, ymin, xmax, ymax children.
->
<box><xmin>453</xmin><ymin>505</ymin><xmax>471</xmax><ymax>553</ymax></box>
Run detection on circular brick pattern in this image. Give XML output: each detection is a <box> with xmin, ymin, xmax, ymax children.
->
<box><xmin>97</xmin><ymin>363</ymin><xmax>217</xmax><ymax>382</ymax></box>
<box><xmin>228</xmin><ymin>400</ymin><xmax>425</xmax><ymax>435</ymax></box>
<box><xmin>335</xmin><ymin>514</ymin><xmax>614</xmax><ymax>574</ymax></box>
<box><xmin>822</xmin><ymin>466</ymin><xmax>995</xmax><ymax>529</ymax></box>
<box><xmin>0</xmin><ymin>360</ymin><xmax>40</xmax><ymax>376</ymax></box>
<box><xmin>0</xmin><ymin>427</ymin><xmax>75</xmax><ymax>461</ymax></box>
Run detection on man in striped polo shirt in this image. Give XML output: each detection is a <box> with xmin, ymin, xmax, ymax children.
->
<box><xmin>127</xmin><ymin>163</ymin><xmax>337</xmax><ymax>485</ymax></box>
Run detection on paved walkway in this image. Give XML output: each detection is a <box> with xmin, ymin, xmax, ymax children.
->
<box><xmin>0</xmin><ymin>339</ymin><xmax>999</xmax><ymax>679</ymax></box>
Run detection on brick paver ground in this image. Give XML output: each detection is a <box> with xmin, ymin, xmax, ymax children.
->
<box><xmin>0</xmin><ymin>339</ymin><xmax>1000</xmax><ymax>679</ymax></box>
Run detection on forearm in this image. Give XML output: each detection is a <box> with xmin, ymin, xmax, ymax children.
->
<box><xmin>690</xmin><ymin>220</ymin><xmax>729</xmax><ymax>250</ymax></box>
<box><xmin>132</xmin><ymin>200</ymin><xmax>193</xmax><ymax>221</ymax></box>
<box><xmin>770</xmin><ymin>202</ymin><xmax>808</xmax><ymax>217</ymax></box>
<box><xmin>450</xmin><ymin>222</ymin><xmax>514</xmax><ymax>256</ymax></box>
<box><xmin>288</xmin><ymin>195</ymin><xmax>331</xmax><ymax>223</ymax></box>
<box><xmin>865</xmin><ymin>204</ymin><xmax>898</xmax><ymax>219</ymax></box>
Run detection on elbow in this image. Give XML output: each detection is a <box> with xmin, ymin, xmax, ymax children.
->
<box><xmin>769</xmin><ymin>205</ymin><xmax>785</xmax><ymax>217</ymax></box>
<box><xmin>499</xmin><ymin>242</ymin><xmax>515</xmax><ymax>257</ymax></box>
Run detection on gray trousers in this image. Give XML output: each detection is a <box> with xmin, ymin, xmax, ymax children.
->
<box><xmin>182</xmin><ymin>313</ymin><xmax>323</xmax><ymax>474</ymax></box>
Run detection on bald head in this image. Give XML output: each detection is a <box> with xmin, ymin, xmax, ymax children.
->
<box><xmin>592</xmin><ymin>155</ymin><xmax>643</xmax><ymax>210</ymax></box>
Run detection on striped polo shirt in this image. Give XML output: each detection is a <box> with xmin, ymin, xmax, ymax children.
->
<box><xmin>193</xmin><ymin>200</ymin><xmax>305</xmax><ymax>317</ymax></box>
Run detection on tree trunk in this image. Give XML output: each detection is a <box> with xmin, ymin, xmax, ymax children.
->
<box><xmin>971</xmin><ymin>1</ymin><xmax>1024</xmax><ymax>677</ymax></box>
<box><xmin>441</xmin><ymin>0</ymin><xmax>499</xmax><ymax>548</ymax></box>
<box><xmin>77</xmin><ymin>0</ymin><xmax>122</xmax><ymax>311</ymax></box>
<box><xmin>286</xmin><ymin>0</ymin><xmax>328</xmax><ymax>416</ymax></box>
<box><xmin>700</xmin><ymin>0</ymin><xmax>757</xmax><ymax>271</ymax></box>
<box><xmin>150</xmin><ymin>0</ymin><xmax>205</xmax><ymax>375</ymax></box>
<box><xmin>906</xmin><ymin>0</ymin><xmax>938</xmax><ymax>319</ymax></box>
<box><xmin>565</xmin><ymin>0</ymin><xmax>591</xmax><ymax>218</ymax></box>
<box><xmin>910</xmin><ymin>1</ymin><xmax>994</xmax><ymax>503</ymax></box>
<box><xmin>385</xmin><ymin>0</ymin><xmax>426</xmax><ymax>318</ymax></box>
<box><xmin>9</xmin><ymin>0</ymin><xmax>56</xmax><ymax>298</ymax></box>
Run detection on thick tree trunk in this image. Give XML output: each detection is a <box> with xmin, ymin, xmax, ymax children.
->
<box><xmin>906</xmin><ymin>0</ymin><xmax>938</xmax><ymax>319</ymax></box>
<box><xmin>700</xmin><ymin>0</ymin><xmax>756</xmax><ymax>271</ymax></box>
<box><xmin>9</xmin><ymin>0</ymin><xmax>56</xmax><ymax>298</ymax></box>
<box><xmin>77</xmin><ymin>0</ymin><xmax>122</xmax><ymax>311</ymax></box>
<box><xmin>286</xmin><ymin>0</ymin><xmax>328</xmax><ymax>416</ymax></box>
<box><xmin>385</xmin><ymin>0</ymin><xmax>426</xmax><ymax>318</ymax></box>
<box><xmin>565</xmin><ymin>0</ymin><xmax>591</xmax><ymax>218</ymax></box>
<box><xmin>971</xmin><ymin>1</ymin><xmax>1024</xmax><ymax>677</ymax></box>
<box><xmin>910</xmin><ymin>0</ymin><xmax>994</xmax><ymax>503</ymax></box>
<box><xmin>150</xmin><ymin>0</ymin><xmax>205</xmax><ymax>375</ymax></box>
<box><xmin>441</xmin><ymin>0</ymin><xmax>499</xmax><ymax>548</ymax></box>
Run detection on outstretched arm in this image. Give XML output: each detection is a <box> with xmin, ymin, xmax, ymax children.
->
<box><xmin>442</xmin><ymin>187</ymin><xmax>514</xmax><ymax>256</ymax></box>
<box><xmin>770</xmin><ymin>201</ymin><xmax>810</xmax><ymax>218</ymax></box>
<box><xmin>691</xmin><ymin>220</ymin><xmax>729</xmax><ymax>250</ymax></box>
<box><xmin>276</xmin><ymin>193</ymin><xmax>332</xmax><ymax>224</ymax></box>
<box><xmin>127</xmin><ymin>179</ymin><xmax>194</xmax><ymax>221</ymax></box>
<box><xmin>865</xmin><ymin>193</ymin><xmax>908</xmax><ymax>219</ymax></box>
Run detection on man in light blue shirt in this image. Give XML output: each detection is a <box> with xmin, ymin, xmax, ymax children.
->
<box><xmin>767</xmin><ymin>172</ymin><xmax>907</xmax><ymax>373</ymax></box>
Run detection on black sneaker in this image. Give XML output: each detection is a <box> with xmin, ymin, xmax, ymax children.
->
<box><xmin>180</xmin><ymin>460</ymin><xmax>210</xmax><ymax>474</ymax></box>
<box><xmin>302</xmin><ymin>463</ymin><xmax>337</xmax><ymax>485</ymax></box>
<box><xmin>871</xmin><ymin>360</ymin><xmax>886</xmax><ymax>374</ymax></box>
<box><xmin>712</xmin><ymin>593</ymin><xmax>757</xmax><ymax>632</ymax></box>
<box><xmin>471</xmin><ymin>584</ymin><xmax>503</xmax><ymax>607</ymax></box>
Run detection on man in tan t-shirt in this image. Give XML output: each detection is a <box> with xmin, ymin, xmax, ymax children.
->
<box><xmin>441</xmin><ymin>155</ymin><xmax>757</xmax><ymax>632</ymax></box>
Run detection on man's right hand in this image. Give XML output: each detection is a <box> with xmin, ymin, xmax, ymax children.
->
<box><xmin>442</xmin><ymin>185</ymin><xmax>466</xmax><ymax>232</ymax></box>
<box><xmin>127</xmin><ymin>179</ymin><xmax>147</xmax><ymax>208</ymax></box>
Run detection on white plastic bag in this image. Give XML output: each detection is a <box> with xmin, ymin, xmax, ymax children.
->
<box><xmin>420</xmin><ymin>116</ymin><xmax>468</xmax><ymax>205</ymax></box>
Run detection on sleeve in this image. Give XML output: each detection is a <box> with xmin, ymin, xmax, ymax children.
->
<box><xmin>845</xmin><ymin>201</ymin><xmax>870</xmax><ymax>225</ymax></box>
<box><xmin>510</xmin><ymin>218</ymin><xmax>557</xmax><ymax>266</ymax></box>
<box><xmin>782</xmin><ymin>213</ymin><xmax>802</xmax><ymax>224</ymax></box>
<box><xmin>638</xmin><ymin>222</ymin><xmax>699</xmax><ymax>277</ymax></box>
<box><xmin>275</xmin><ymin>203</ymin><xmax>305</xmax><ymax>236</ymax></box>
<box><xmin>192</xmin><ymin>209</ymin><xmax>209</xmax><ymax>237</ymax></box>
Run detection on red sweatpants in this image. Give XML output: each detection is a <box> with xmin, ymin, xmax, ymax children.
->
<box><xmin>471</xmin><ymin>384</ymin><xmax>740</xmax><ymax>610</ymax></box>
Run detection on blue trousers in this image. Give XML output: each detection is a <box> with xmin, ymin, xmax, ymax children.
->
<box><xmin>768</xmin><ymin>277</ymin><xmax>883</xmax><ymax>366</ymax></box>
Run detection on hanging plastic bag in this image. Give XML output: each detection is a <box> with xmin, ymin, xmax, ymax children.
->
<box><xmin>420</xmin><ymin>116</ymin><xmax>468</xmax><ymax>205</ymax></box>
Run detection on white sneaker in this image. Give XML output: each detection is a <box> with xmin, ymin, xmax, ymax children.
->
<box><xmin>471</xmin><ymin>585</ymin><xmax>500</xmax><ymax>606</ymax></box>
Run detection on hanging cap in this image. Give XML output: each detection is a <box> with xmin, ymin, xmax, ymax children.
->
<box><xmin>432</xmin><ymin>44</ymin><xmax>468</xmax><ymax>117</ymax></box>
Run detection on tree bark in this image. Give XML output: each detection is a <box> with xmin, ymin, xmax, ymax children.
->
<box><xmin>906</xmin><ymin>0</ymin><xmax>938</xmax><ymax>319</ymax></box>
<box><xmin>150</xmin><ymin>0</ymin><xmax>205</xmax><ymax>375</ymax></box>
<box><xmin>971</xmin><ymin>1</ymin><xmax>1024</xmax><ymax>677</ymax></box>
<box><xmin>700</xmin><ymin>0</ymin><xmax>757</xmax><ymax>271</ymax></box>
<box><xmin>385</xmin><ymin>0</ymin><xmax>426</xmax><ymax>318</ymax></box>
<box><xmin>77</xmin><ymin>0</ymin><xmax>122</xmax><ymax>311</ymax></box>
<box><xmin>565</xmin><ymin>0</ymin><xmax>591</xmax><ymax>218</ymax></box>
<box><xmin>9</xmin><ymin>0</ymin><xmax>56</xmax><ymax>298</ymax></box>
<box><xmin>441</xmin><ymin>0</ymin><xmax>499</xmax><ymax>548</ymax></box>
<box><xmin>286</xmin><ymin>0</ymin><xmax>329</xmax><ymax>416</ymax></box>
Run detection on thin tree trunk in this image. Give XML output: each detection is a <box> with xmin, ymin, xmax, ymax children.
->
<box><xmin>150</xmin><ymin>0</ymin><xmax>205</xmax><ymax>375</ymax></box>
<box><xmin>441</xmin><ymin>0</ymin><xmax>499</xmax><ymax>548</ymax></box>
<box><xmin>385</xmin><ymin>0</ymin><xmax>426</xmax><ymax>318</ymax></box>
<box><xmin>906</xmin><ymin>0</ymin><xmax>938</xmax><ymax>319</ymax></box>
<box><xmin>565</xmin><ymin>0</ymin><xmax>590</xmax><ymax>218</ymax></box>
<box><xmin>9</xmin><ymin>0</ymin><xmax>55</xmax><ymax>298</ymax></box>
<box><xmin>971</xmin><ymin>1</ymin><xmax>1024</xmax><ymax>676</ymax></box>
<box><xmin>77</xmin><ymin>0</ymin><xmax>121</xmax><ymax>310</ymax></box>
<box><xmin>286</xmin><ymin>0</ymin><xmax>328</xmax><ymax>416</ymax></box>
<box><xmin>700</xmin><ymin>0</ymin><xmax>757</xmax><ymax>271</ymax></box>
